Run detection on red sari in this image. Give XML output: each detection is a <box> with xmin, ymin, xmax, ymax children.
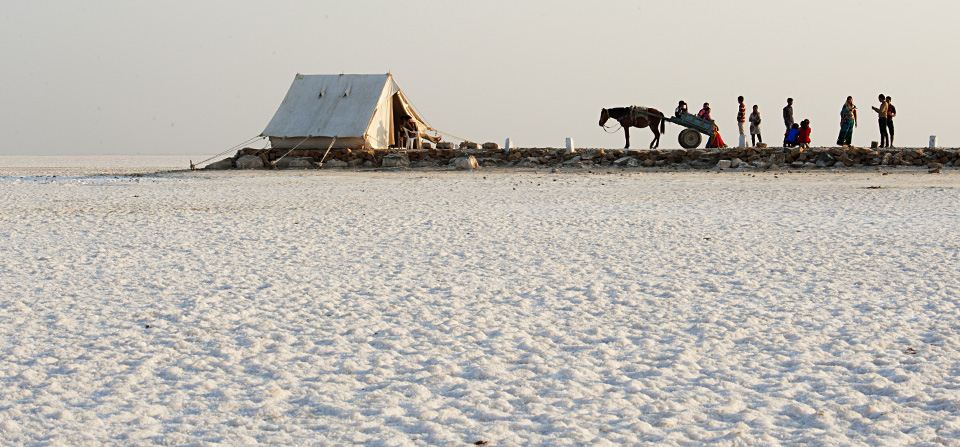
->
<box><xmin>707</xmin><ymin>128</ymin><xmax>726</xmax><ymax>148</ymax></box>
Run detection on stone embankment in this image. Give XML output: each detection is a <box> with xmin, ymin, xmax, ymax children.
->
<box><xmin>204</xmin><ymin>146</ymin><xmax>958</xmax><ymax>170</ymax></box>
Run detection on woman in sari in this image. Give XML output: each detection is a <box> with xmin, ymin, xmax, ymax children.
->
<box><xmin>836</xmin><ymin>96</ymin><xmax>857</xmax><ymax>146</ymax></box>
<box><xmin>700</xmin><ymin>107</ymin><xmax>727</xmax><ymax>148</ymax></box>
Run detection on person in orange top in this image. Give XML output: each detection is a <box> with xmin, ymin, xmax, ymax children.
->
<box><xmin>797</xmin><ymin>119</ymin><xmax>812</xmax><ymax>148</ymax></box>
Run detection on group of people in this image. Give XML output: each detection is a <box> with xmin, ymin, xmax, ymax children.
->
<box><xmin>741</xmin><ymin>97</ymin><xmax>813</xmax><ymax>148</ymax></box>
<box><xmin>673</xmin><ymin>100</ymin><xmax>727</xmax><ymax>148</ymax></box>
<box><xmin>678</xmin><ymin>95</ymin><xmax>898</xmax><ymax>149</ymax></box>
<box><xmin>835</xmin><ymin>94</ymin><xmax>897</xmax><ymax>147</ymax></box>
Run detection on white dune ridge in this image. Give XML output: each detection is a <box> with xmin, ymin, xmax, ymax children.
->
<box><xmin>1</xmin><ymin>164</ymin><xmax>959</xmax><ymax>445</ymax></box>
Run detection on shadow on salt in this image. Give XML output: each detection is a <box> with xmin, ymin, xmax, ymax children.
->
<box><xmin>0</xmin><ymin>175</ymin><xmax>175</xmax><ymax>184</ymax></box>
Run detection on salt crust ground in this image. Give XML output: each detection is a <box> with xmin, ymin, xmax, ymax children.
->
<box><xmin>1</xmin><ymin>157</ymin><xmax>959</xmax><ymax>446</ymax></box>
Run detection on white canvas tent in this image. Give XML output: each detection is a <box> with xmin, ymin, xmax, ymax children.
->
<box><xmin>261</xmin><ymin>73</ymin><xmax>434</xmax><ymax>150</ymax></box>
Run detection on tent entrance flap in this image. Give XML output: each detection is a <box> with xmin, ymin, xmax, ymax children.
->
<box><xmin>391</xmin><ymin>91</ymin><xmax>433</xmax><ymax>147</ymax></box>
<box><xmin>392</xmin><ymin>94</ymin><xmax>405</xmax><ymax>147</ymax></box>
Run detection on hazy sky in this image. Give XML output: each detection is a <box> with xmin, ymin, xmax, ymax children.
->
<box><xmin>1</xmin><ymin>0</ymin><xmax>956</xmax><ymax>155</ymax></box>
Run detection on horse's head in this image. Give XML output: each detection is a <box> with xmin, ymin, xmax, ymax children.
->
<box><xmin>599</xmin><ymin>108</ymin><xmax>610</xmax><ymax>127</ymax></box>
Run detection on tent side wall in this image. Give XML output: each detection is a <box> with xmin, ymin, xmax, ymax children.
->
<box><xmin>268</xmin><ymin>136</ymin><xmax>365</xmax><ymax>150</ymax></box>
<box><xmin>262</xmin><ymin>74</ymin><xmax>389</xmax><ymax>149</ymax></box>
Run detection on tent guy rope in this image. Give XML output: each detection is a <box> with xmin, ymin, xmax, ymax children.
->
<box><xmin>191</xmin><ymin>135</ymin><xmax>264</xmax><ymax>170</ymax></box>
<box><xmin>408</xmin><ymin>98</ymin><xmax>477</xmax><ymax>144</ymax></box>
<box><xmin>270</xmin><ymin>136</ymin><xmax>312</xmax><ymax>168</ymax></box>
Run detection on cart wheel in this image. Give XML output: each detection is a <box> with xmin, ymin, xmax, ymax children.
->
<box><xmin>679</xmin><ymin>129</ymin><xmax>702</xmax><ymax>149</ymax></box>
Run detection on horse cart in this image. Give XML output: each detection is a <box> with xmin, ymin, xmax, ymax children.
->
<box><xmin>665</xmin><ymin>113</ymin><xmax>716</xmax><ymax>149</ymax></box>
<box><xmin>599</xmin><ymin>106</ymin><xmax>717</xmax><ymax>149</ymax></box>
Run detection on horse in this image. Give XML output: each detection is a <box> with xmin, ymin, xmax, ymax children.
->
<box><xmin>599</xmin><ymin>107</ymin><xmax>666</xmax><ymax>149</ymax></box>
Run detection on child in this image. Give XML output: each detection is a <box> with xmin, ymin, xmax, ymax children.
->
<box><xmin>675</xmin><ymin>100</ymin><xmax>688</xmax><ymax>118</ymax></box>
<box><xmin>697</xmin><ymin>102</ymin><xmax>710</xmax><ymax>119</ymax></box>
<box><xmin>749</xmin><ymin>105</ymin><xmax>762</xmax><ymax>146</ymax></box>
<box><xmin>737</xmin><ymin>96</ymin><xmax>746</xmax><ymax>136</ymax></box>
<box><xmin>784</xmin><ymin>123</ymin><xmax>800</xmax><ymax>147</ymax></box>
<box><xmin>797</xmin><ymin>119</ymin><xmax>812</xmax><ymax>148</ymax></box>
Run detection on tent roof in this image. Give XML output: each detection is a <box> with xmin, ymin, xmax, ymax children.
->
<box><xmin>261</xmin><ymin>73</ymin><xmax>399</xmax><ymax>139</ymax></box>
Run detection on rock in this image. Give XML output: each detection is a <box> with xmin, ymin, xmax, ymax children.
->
<box><xmin>436</xmin><ymin>142</ymin><xmax>455</xmax><ymax>150</ymax></box>
<box><xmin>815</xmin><ymin>152</ymin><xmax>836</xmax><ymax>168</ymax></box>
<box><xmin>481</xmin><ymin>142</ymin><xmax>499</xmax><ymax>150</ymax></box>
<box><xmin>416</xmin><ymin>157</ymin><xmax>439</xmax><ymax>168</ymax></box>
<box><xmin>323</xmin><ymin>159</ymin><xmax>348</xmax><ymax>168</ymax></box>
<box><xmin>347</xmin><ymin>158</ymin><xmax>365</xmax><ymax>168</ymax></box>
<box><xmin>687</xmin><ymin>157</ymin><xmax>719</xmax><ymax>168</ymax></box>
<box><xmin>928</xmin><ymin>161</ymin><xmax>943</xmax><ymax>169</ymax></box>
<box><xmin>421</xmin><ymin>142</ymin><xmax>433</xmax><ymax>150</ymax></box>
<box><xmin>285</xmin><ymin>157</ymin><xmax>316</xmax><ymax>169</ymax></box>
<box><xmin>580</xmin><ymin>149</ymin><xmax>604</xmax><ymax>160</ymax></box>
<box><xmin>515</xmin><ymin>157</ymin><xmax>536</xmax><ymax>168</ymax></box>
<box><xmin>459</xmin><ymin>142</ymin><xmax>480</xmax><ymax>150</ymax></box>
<box><xmin>562</xmin><ymin>156</ymin><xmax>582</xmax><ymax>166</ymax></box>
<box><xmin>454</xmin><ymin>155</ymin><xmax>479</xmax><ymax>170</ymax></box>
<box><xmin>626</xmin><ymin>158</ymin><xmax>640</xmax><ymax>168</ymax></box>
<box><xmin>204</xmin><ymin>158</ymin><xmax>234</xmax><ymax>170</ymax></box>
<box><xmin>641</xmin><ymin>159</ymin><xmax>655</xmax><ymax>167</ymax></box>
<box><xmin>613</xmin><ymin>156</ymin><xmax>633</xmax><ymax>166</ymax></box>
<box><xmin>730</xmin><ymin>158</ymin><xmax>742</xmax><ymax>168</ymax></box>
<box><xmin>363</xmin><ymin>160</ymin><xmax>374</xmax><ymax>168</ymax></box>
<box><xmin>273</xmin><ymin>157</ymin><xmax>312</xmax><ymax>169</ymax></box>
<box><xmin>716</xmin><ymin>160</ymin><xmax>732</xmax><ymax>169</ymax></box>
<box><xmin>381</xmin><ymin>153</ymin><xmax>410</xmax><ymax>168</ymax></box>
<box><xmin>791</xmin><ymin>161</ymin><xmax>805</xmax><ymax>168</ymax></box>
<box><xmin>235</xmin><ymin>155</ymin><xmax>264</xmax><ymax>169</ymax></box>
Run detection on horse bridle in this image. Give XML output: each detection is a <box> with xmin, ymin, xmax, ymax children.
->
<box><xmin>601</xmin><ymin>108</ymin><xmax>624</xmax><ymax>133</ymax></box>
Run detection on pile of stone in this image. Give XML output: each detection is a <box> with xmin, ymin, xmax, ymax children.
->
<box><xmin>203</xmin><ymin>145</ymin><xmax>958</xmax><ymax>171</ymax></box>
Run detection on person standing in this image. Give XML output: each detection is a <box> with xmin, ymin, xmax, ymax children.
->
<box><xmin>783</xmin><ymin>98</ymin><xmax>795</xmax><ymax>131</ymax></box>
<box><xmin>837</xmin><ymin>96</ymin><xmax>858</xmax><ymax>146</ymax></box>
<box><xmin>886</xmin><ymin>96</ymin><xmax>896</xmax><ymax>148</ymax></box>
<box><xmin>749</xmin><ymin>105</ymin><xmax>762</xmax><ymax>146</ymax></box>
<box><xmin>737</xmin><ymin>96</ymin><xmax>746</xmax><ymax>137</ymax></box>
<box><xmin>871</xmin><ymin>94</ymin><xmax>889</xmax><ymax>147</ymax></box>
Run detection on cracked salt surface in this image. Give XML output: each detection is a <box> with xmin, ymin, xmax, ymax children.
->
<box><xmin>1</xmin><ymin>162</ymin><xmax>960</xmax><ymax>445</ymax></box>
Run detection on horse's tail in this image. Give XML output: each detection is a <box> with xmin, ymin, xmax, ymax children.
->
<box><xmin>660</xmin><ymin>114</ymin><xmax>666</xmax><ymax>134</ymax></box>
